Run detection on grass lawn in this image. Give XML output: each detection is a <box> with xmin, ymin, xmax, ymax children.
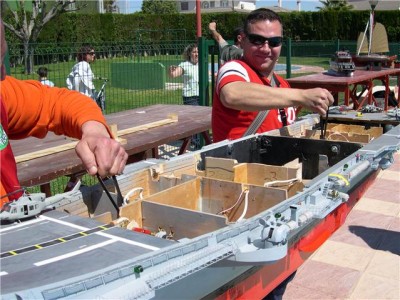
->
<box><xmin>17</xmin><ymin>54</ymin><xmax>397</xmax><ymax>194</ymax></box>
<box><xmin>11</xmin><ymin>55</ymin><xmax>334</xmax><ymax>114</ymax></box>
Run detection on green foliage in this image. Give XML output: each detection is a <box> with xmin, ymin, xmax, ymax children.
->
<box><xmin>5</xmin><ymin>9</ymin><xmax>400</xmax><ymax>44</ymax></box>
<box><xmin>317</xmin><ymin>0</ymin><xmax>353</xmax><ymax>11</ymax></box>
<box><xmin>141</xmin><ymin>0</ymin><xmax>178</xmax><ymax>14</ymax></box>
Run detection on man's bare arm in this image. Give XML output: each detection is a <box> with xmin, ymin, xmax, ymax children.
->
<box><xmin>209</xmin><ymin>22</ymin><xmax>226</xmax><ymax>45</ymax></box>
<box><xmin>220</xmin><ymin>81</ymin><xmax>334</xmax><ymax>116</ymax></box>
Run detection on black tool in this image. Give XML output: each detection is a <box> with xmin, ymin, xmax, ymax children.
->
<box><xmin>96</xmin><ymin>174</ymin><xmax>123</xmax><ymax>218</ymax></box>
<box><xmin>320</xmin><ymin>107</ymin><xmax>330</xmax><ymax>140</ymax></box>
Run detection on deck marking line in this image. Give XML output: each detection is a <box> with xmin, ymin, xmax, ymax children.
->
<box><xmin>39</xmin><ymin>215</ymin><xmax>160</xmax><ymax>250</ymax></box>
<box><xmin>0</xmin><ymin>218</ymin><xmax>44</xmax><ymax>233</ymax></box>
<box><xmin>0</xmin><ymin>271</ymin><xmax>8</xmax><ymax>276</ymax></box>
<box><xmin>34</xmin><ymin>240</ymin><xmax>117</xmax><ymax>266</ymax></box>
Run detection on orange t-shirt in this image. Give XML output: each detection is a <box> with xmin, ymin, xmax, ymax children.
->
<box><xmin>0</xmin><ymin>76</ymin><xmax>109</xmax><ymax>205</ymax></box>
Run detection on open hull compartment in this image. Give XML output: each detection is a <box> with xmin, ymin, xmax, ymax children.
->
<box><xmin>120</xmin><ymin>175</ymin><xmax>302</xmax><ymax>240</ymax></box>
<box><xmin>86</xmin><ymin>134</ymin><xmax>364</xmax><ymax>239</ymax></box>
<box><xmin>197</xmin><ymin>135</ymin><xmax>363</xmax><ymax>179</ymax></box>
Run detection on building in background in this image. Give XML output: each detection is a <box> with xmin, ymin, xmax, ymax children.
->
<box><xmin>176</xmin><ymin>0</ymin><xmax>256</xmax><ymax>12</ymax></box>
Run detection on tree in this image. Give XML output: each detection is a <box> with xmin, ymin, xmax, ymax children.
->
<box><xmin>141</xmin><ymin>0</ymin><xmax>178</xmax><ymax>14</ymax></box>
<box><xmin>317</xmin><ymin>0</ymin><xmax>353</xmax><ymax>11</ymax></box>
<box><xmin>1</xmin><ymin>0</ymin><xmax>86</xmax><ymax>74</ymax></box>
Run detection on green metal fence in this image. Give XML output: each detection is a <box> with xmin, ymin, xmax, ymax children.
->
<box><xmin>8</xmin><ymin>39</ymin><xmax>399</xmax><ymax>115</ymax></box>
<box><xmin>7</xmin><ymin>39</ymin><xmax>399</xmax><ymax>194</ymax></box>
<box><xmin>8</xmin><ymin>40</ymin><xmax>197</xmax><ymax>114</ymax></box>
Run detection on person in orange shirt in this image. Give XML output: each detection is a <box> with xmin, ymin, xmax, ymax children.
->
<box><xmin>0</xmin><ymin>19</ymin><xmax>128</xmax><ymax>205</ymax></box>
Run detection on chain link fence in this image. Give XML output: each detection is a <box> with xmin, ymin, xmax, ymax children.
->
<box><xmin>8</xmin><ymin>39</ymin><xmax>399</xmax><ymax>194</ymax></box>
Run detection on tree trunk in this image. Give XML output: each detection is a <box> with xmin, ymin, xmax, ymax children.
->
<box><xmin>23</xmin><ymin>42</ymin><xmax>34</xmax><ymax>75</ymax></box>
<box><xmin>23</xmin><ymin>42</ymin><xmax>29</xmax><ymax>74</ymax></box>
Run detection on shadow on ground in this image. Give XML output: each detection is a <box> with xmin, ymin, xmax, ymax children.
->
<box><xmin>349</xmin><ymin>225</ymin><xmax>400</xmax><ymax>255</ymax></box>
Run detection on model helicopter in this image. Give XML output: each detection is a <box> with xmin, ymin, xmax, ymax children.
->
<box><xmin>0</xmin><ymin>181</ymin><xmax>81</xmax><ymax>222</ymax></box>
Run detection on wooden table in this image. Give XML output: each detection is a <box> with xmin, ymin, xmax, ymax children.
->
<box><xmin>327</xmin><ymin>111</ymin><xmax>400</xmax><ymax>127</ymax></box>
<box><xmin>11</xmin><ymin>104</ymin><xmax>211</xmax><ymax>194</ymax></box>
<box><xmin>287</xmin><ymin>68</ymin><xmax>400</xmax><ymax>111</ymax></box>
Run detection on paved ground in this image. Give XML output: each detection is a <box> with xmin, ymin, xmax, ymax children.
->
<box><xmin>284</xmin><ymin>152</ymin><xmax>400</xmax><ymax>299</ymax></box>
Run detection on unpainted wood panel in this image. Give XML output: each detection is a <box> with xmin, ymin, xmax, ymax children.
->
<box><xmin>205</xmin><ymin>157</ymin><xmax>238</xmax><ymax>181</ymax></box>
<box><xmin>142</xmin><ymin>201</ymin><xmax>227</xmax><ymax>239</ymax></box>
<box><xmin>144</xmin><ymin>178</ymin><xmax>200</xmax><ymax>211</ymax></box>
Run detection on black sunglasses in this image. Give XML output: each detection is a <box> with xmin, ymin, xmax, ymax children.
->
<box><xmin>246</xmin><ymin>34</ymin><xmax>283</xmax><ymax>48</ymax></box>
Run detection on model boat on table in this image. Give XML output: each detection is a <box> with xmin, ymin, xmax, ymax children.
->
<box><xmin>1</xmin><ymin>115</ymin><xmax>399</xmax><ymax>300</ymax></box>
<box><xmin>329</xmin><ymin>50</ymin><xmax>355</xmax><ymax>76</ymax></box>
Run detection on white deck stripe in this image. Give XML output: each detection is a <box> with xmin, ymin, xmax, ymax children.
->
<box><xmin>0</xmin><ymin>271</ymin><xmax>8</xmax><ymax>276</ymax></box>
<box><xmin>0</xmin><ymin>218</ymin><xmax>44</xmax><ymax>233</ymax></box>
<box><xmin>39</xmin><ymin>215</ymin><xmax>159</xmax><ymax>251</ymax></box>
<box><xmin>34</xmin><ymin>240</ymin><xmax>116</xmax><ymax>266</ymax></box>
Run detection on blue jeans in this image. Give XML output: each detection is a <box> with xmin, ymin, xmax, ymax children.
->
<box><xmin>183</xmin><ymin>96</ymin><xmax>200</xmax><ymax>149</ymax></box>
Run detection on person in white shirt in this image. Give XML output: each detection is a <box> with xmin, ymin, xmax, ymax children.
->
<box><xmin>66</xmin><ymin>45</ymin><xmax>96</xmax><ymax>98</ymax></box>
<box><xmin>168</xmin><ymin>44</ymin><xmax>200</xmax><ymax>148</ymax></box>
<box><xmin>37</xmin><ymin>66</ymin><xmax>55</xmax><ymax>87</ymax></box>
<box><xmin>168</xmin><ymin>44</ymin><xmax>199</xmax><ymax>106</ymax></box>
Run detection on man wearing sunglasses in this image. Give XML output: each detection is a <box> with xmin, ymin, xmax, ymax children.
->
<box><xmin>212</xmin><ymin>8</ymin><xmax>334</xmax><ymax>143</ymax></box>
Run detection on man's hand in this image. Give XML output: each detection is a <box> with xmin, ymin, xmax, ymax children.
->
<box><xmin>168</xmin><ymin>65</ymin><xmax>182</xmax><ymax>78</ymax></box>
<box><xmin>301</xmin><ymin>88</ymin><xmax>334</xmax><ymax>116</ymax></box>
<box><xmin>209</xmin><ymin>21</ymin><xmax>217</xmax><ymax>32</ymax></box>
<box><xmin>75</xmin><ymin>121</ymin><xmax>128</xmax><ymax>177</ymax></box>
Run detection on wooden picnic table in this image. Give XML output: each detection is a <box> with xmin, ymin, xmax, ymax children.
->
<box><xmin>11</xmin><ymin>104</ymin><xmax>212</xmax><ymax>195</ymax></box>
<box><xmin>287</xmin><ymin>68</ymin><xmax>400</xmax><ymax>111</ymax></box>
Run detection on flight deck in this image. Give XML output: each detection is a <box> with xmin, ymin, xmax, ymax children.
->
<box><xmin>0</xmin><ymin>210</ymin><xmax>173</xmax><ymax>296</ymax></box>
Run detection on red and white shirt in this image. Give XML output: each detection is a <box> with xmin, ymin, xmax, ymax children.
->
<box><xmin>212</xmin><ymin>60</ymin><xmax>296</xmax><ymax>143</ymax></box>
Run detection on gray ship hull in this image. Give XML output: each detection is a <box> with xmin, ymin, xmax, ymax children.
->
<box><xmin>1</xmin><ymin>116</ymin><xmax>399</xmax><ymax>299</ymax></box>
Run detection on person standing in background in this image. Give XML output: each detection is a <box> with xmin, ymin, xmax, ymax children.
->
<box><xmin>168</xmin><ymin>44</ymin><xmax>199</xmax><ymax>106</ymax></box>
<box><xmin>168</xmin><ymin>44</ymin><xmax>200</xmax><ymax>149</ymax></box>
<box><xmin>209</xmin><ymin>21</ymin><xmax>243</xmax><ymax>65</ymax></box>
<box><xmin>37</xmin><ymin>66</ymin><xmax>55</xmax><ymax>87</ymax></box>
<box><xmin>66</xmin><ymin>45</ymin><xmax>96</xmax><ymax>99</ymax></box>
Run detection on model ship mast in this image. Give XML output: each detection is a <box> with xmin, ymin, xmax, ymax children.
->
<box><xmin>352</xmin><ymin>0</ymin><xmax>397</xmax><ymax>70</ymax></box>
<box><xmin>356</xmin><ymin>0</ymin><xmax>388</xmax><ymax>56</ymax></box>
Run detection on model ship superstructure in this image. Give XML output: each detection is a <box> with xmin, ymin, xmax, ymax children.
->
<box><xmin>1</xmin><ymin>116</ymin><xmax>399</xmax><ymax>300</ymax></box>
<box><xmin>329</xmin><ymin>50</ymin><xmax>355</xmax><ymax>76</ymax></box>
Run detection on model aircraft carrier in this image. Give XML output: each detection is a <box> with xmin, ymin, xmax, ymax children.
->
<box><xmin>1</xmin><ymin>117</ymin><xmax>399</xmax><ymax>300</ymax></box>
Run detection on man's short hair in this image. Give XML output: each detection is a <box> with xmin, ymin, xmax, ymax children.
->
<box><xmin>37</xmin><ymin>67</ymin><xmax>48</xmax><ymax>78</ymax></box>
<box><xmin>244</xmin><ymin>8</ymin><xmax>282</xmax><ymax>34</ymax></box>
<box><xmin>233</xmin><ymin>27</ymin><xmax>244</xmax><ymax>44</ymax></box>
